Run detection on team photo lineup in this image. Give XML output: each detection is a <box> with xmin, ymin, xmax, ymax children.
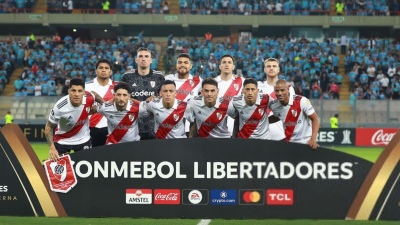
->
<box><xmin>45</xmin><ymin>49</ymin><xmax>320</xmax><ymax>161</ymax></box>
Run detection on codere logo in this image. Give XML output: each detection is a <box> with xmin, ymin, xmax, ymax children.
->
<box><xmin>239</xmin><ymin>189</ymin><xmax>264</xmax><ymax>205</ymax></box>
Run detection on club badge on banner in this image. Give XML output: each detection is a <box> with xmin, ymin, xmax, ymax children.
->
<box><xmin>44</xmin><ymin>155</ymin><xmax>78</xmax><ymax>193</ymax></box>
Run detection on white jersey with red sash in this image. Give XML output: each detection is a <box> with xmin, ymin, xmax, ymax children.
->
<box><xmin>215</xmin><ymin>75</ymin><xmax>244</xmax><ymax>135</ymax></box>
<box><xmin>49</xmin><ymin>92</ymin><xmax>95</xmax><ymax>145</ymax></box>
<box><xmin>258</xmin><ymin>80</ymin><xmax>296</xmax><ymax>141</ymax></box>
<box><xmin>228</xmin><ymin>94</ymin><xmax>272</xmax><ymax>139</ymax></box>
<box><xmin>165</xmin><ymin>74</ymin><xmax>202</xmax><ymax>102</ymax></box>
<box><xmin>98</xmin><ymin>100</ymin><xmax>147</xmax><ymax>144</ymax></box>
<box><xmin>145</xmin><ymin>98</ymin><xmax>188</xmax><ymax>139</ymax></box>
<box><xmin>186</xmin><ymin>96</ymin><xmax>231</xmax><ymax>138</ymax></box>
<box><xmin>270</xmin><ymin>94</ymin><xmax>315</xmax><ymax>144</ymax></box>
<box><xmin>165</xmin><ymin>74</ymin><xmax>202</xmax><ymax>133</ymax></box>
<box><xmin>85</xmin><ymin>78</ymin><xmax>118</xmax><ymax>128</ymax></box>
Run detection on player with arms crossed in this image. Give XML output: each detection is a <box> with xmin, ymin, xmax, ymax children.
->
<box><xmin>122</xmin><ymin>47</ymin><xmax>165</xmax><ymax>140</ymax></box>
<box><xmin>45</xmin><ymin>78</ymin><xmax>104</xmax><ymax>161</ymax></box>
<box><xmin>85</xmin><ymin>58</ymin><xmax>118</xmax><ymax>147</ymax></box>
<box><xmin>228</xmin><ymin>78</ymin><xmax>274</xmax><ymax>139</ymax></box>
<box><xmin>145</xmin><ymin>80</ymin><xmax>188</xmax><ymax>139</ymax></box>
<box><xmin>215</xmin><ymin>54</ymin><xmax>244</xmax><ymax>136</ymax></box>
<box><xmin>186</xmin><ymin>78</ymin><xmax>231</xmax><ymax>138</ymax></box>
<box><xmin>258</xmin><ymin>57</ymin><xmax>295</xmax><ymax>141</ymax></box>
<box><xmin>270</xmin><ymin>79</ymin><xmax>320</xmax><ymax>150</ymax></box>
<box><xmin>165</xmin><ymin>53</ymin><xmax>202</xmax><ymax>135</ymax></box>
<box><xmin>97</xmin><ymin>82</ymin><xmax>147</xmax><ymax>144</ymax></box>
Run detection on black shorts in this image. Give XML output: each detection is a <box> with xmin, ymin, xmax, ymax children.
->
<box><xmin>90</xmin><ymin>127</ymin><xmax>108</xmax><ymax>147</ymax></box>
<box><xmin>54</xmin><ymin>139</ymin><xmax>92</xmax><ymax>155</ymax></box>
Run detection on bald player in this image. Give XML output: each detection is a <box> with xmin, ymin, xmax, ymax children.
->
<box><xmin>269</xmin><ymin>79</ymin><xmax>319</xmax><ymax>150</ymax></box>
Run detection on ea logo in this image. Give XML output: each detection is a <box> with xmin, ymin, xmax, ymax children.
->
<box><xmin>188</xmin><ymin>190</ymin><xmax>202</xmax><ymax>204</ymax></box>
<box><xmin>242</xmin><ymin>191</ymin><xmax>261</xmax><ymax>203</ymax></box>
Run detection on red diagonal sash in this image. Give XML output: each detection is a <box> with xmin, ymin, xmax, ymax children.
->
<box><xmin>197</xmin><ymin>100</ymin><xmax>229</xmax><ymax>138</ymax></box>
<box><xmin>175</xmin><ymin>76</ymin><xmax>200</xmax><ymax>101</ymax></box>
<box><xmin>90</xmin><ymin>81</ymin><xmax>118</xmax><ymax>127</ymax></box>
<box><xmin>105</xmin><ymin>103</ymin><xmax>140</xmax><ymax>144</ymax></box>
<box><xmin>222</xmin><ymin>77</ymin><xmax>243</xmax><ymax>101</ymax></box>
<box><xmin>284</xmin><ymin>96</ymin><xmax>303</xmax><ymax>142</ymax></box>
<box><xmin>238</xmin><ymin>94</ymin><xmax>270</xmax><ymax>138</ymax></box>
<box><xmin>196</xmin><ymin>78</ymin><xmax>242</xmax><ymax>137</ymax></box>
<box><xmin>156</xmin><ymin>101</ymin><xmax>187</xmax><ymax>139</ymax></box>
<box><xmin>54</xmin><ymin>92</ymin><xmax>94</xmax><ymax>142</ymax></box>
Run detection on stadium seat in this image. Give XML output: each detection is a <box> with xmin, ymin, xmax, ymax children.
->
<box><xmin>14</xmin><ymin>113</ymin><xmax>24</xmax><ymax>119</ymax></box>
<box><xmin>42</xmin><ymin>102</ymin><xmax>50</xmax><ymax>108</ymax></box>
<box><xmin>34</xmin><ymin>102</ymin><xmax>42</xmax><ymax>108</ymax></box>
<box><xmin>12</xmin><ymin>102</ymin><xmax>20</xmax><ymax>108</ymax></box>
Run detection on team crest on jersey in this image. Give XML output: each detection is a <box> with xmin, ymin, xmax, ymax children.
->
<box><xmin>234</xmin><ymin>84</ymin><xmax>239</xmax><ymax>91</ymax></box>
<box><xmin>190</xmin><ymin>80</ymin><xmax>194</xmax><ymax>86</ymax></box>
<box><xmin>173</xmin><ymin>114</ymin><xmax>180</xmax><ymax>121</ymax></box>
<box><xmin>129</xmin><ymin>114</ymin><xmax>135</xmax><ymax>121</ymax></box>
<box><xmin>216</xmin><ymin>112</ymin><xmax>222</xmax><ymax>120</ymax></box>
<box><xmin>258</xmin><ymin>109</ymin><xmax>264</xmax><ymax>116</ymax></box>
<box><xmin>291</xmin><ymin>110</ymin><xmax>298</xmax><ymax>117</ymax></box>
<box><xmin>86</xmin><ymin>107</ymin><xmax>90</xmax><ymax>113</ymax></box>
<box><xmin>150</xmin><ymin>81</ymin><xmax>156</xmax><ymax>88</ymax></box>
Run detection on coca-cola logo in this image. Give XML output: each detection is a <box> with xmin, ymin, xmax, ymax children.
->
<box><xmin>154</xmin><ymin>189</ymin><xmax>180</xmax><ymax>204</ymax></box>
<box><xmin>371</xmin><ymin>129</ymin><xmax>396</xmax><ymax>145</ymax></box>
<box><xmin>155</xmin><ymin>193</ymin><xmax>178</xmax><ymax>201</ymax></box>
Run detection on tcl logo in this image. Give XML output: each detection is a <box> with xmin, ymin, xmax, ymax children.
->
<box><xmin>154</xmin><ymin>189</ymin><xmax>180</xmax><ymax>204</ymax></box>
<box><xmin>266</xmin><ymin>189</ymin><xmax>293</xmax><ymax>205</ymax></box>
<box><xmin>317</xmin><ymin>131</ymin><xmax>335</xmax><ymax>142</ymax></box>
<box><xmin>0</xmin><ymin>186</ymin><xmax>8</xmax><ymax>192</ymax></box>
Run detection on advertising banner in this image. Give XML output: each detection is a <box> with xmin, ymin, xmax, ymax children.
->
<box><xmin>1</xmin><ymin>124</ymin><xmax>400</xmax><ymax>220</ymax></box>
<box><xmin>0</xmin><ymin>124</ymin><xmax>46</xmax><ymax>142</ymax></box>
<box><xmin>355</xmin><ymin>128</ymin><xmax>399</xmax><ymax>147</ymax></box>
<box><xmin>317</xmin><ymin>128</ymin><xmax>355</xmax><ymax>145</ymax></box>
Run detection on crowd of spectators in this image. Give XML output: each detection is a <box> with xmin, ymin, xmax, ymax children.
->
<box><xmin>0</xmin><ymin>0</ymin><xmax>35</xmax><ymax>13</ymax></box>
<box><xmin>3</xmin><ymin>32</ymin><xmax>400</xmax><ymax>102</ymax></box>
<box><xmin>1</xmin><ymin>0</ymin><xmax>398</xmax><ymax>16</ymax></box>
<box><xmin>345</xmin><ymin>35</ymin><xmax>400</xmax><ymax>100</ymax></box>
<box><xmin>0</xmin><ymin>41</ymin><xmax>17</xmax><ymax>95</ymax></box>
<box><xmin>7</xmin><ymin>33</ymin><xmax>158</xmax><ymax>97</ymax></box>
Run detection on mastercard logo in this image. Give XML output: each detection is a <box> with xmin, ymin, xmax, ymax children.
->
<box><xmin>242</xmin><ymin>191</ymin><xmax>262</xmax><ymax>203</ymax></box>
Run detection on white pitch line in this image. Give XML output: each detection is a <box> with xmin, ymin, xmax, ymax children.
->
<box><xmin>197</xmin><ymin>219</ymin><xmax>211</xmax><ymax>225</ymax></box>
